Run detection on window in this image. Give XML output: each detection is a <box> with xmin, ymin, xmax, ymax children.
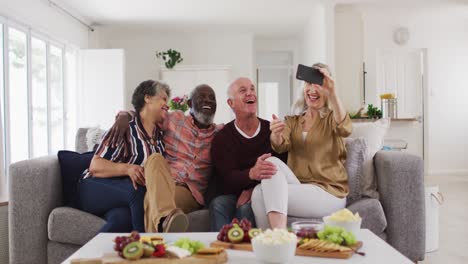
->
<box><xmin>31</xmin><ymin>37</ymin><xmax>48</xmax><ymax>157</ymax></box>
<box><xmin>49</xmin><ymin>45</ymin><xmax>64</xmax><ymax>154</ymax></box>
<box><xmin>8</xmin><ymin>27</ymin><xmax>29</xmax><ymax>163</ymax></box>
<box><xmin>0</xmin><ymin>21</ymin><xmax>78</xmax><ymax>182</ymax></box>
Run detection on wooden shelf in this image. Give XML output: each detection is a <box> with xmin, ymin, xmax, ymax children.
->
<box><xmin>351</xmin><ymin>118</ymin><xmax>418</xmax><ymax>122</ymax></box>
<box><xmin>0</xmin><ymin>201</ymin><xmax>8</xmax><ymax>207</ymax></box>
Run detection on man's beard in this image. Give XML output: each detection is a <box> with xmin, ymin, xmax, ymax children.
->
<box><xmin>191</xmin><ymin>109</ymin><xmax>215</xmax><ymax>126</ymax></box>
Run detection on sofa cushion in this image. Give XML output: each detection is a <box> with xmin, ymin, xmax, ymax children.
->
<box><xmin>86</xmin><ymin>127</ymin><xmax>106</xmax><ymax>151</ymax></box>
<box><xmin>76</xmin><ymin>128</ymin><xmax>90</xmax><ymax>153</ymax></box>
<box><xmin>350</xmin><ymin>118</ymin><xmax>390</xmax><ymax>199</ymax></box>
<box><xmin>57</xmin><ymin>150</ymin><xmax>94</xmax><ymax>207</ymax></box>
<box><xmin>347</xmin><ymin>198</ymin><xmax>387</xmax><ymax>235</ymax></box>
<box><xmin>344</xmin><ymin>137</ymin><xmax>367</xmax><ymax>206</ymax></box>
<box><xmin>48</xmin><ymin>207</ymin><xmax>105</xmax><ymax>245</ymax></box>
<box><xmin>47</xmin><ymin>241</ymin><xmax>81</xmax><ymax>264</ymax></box>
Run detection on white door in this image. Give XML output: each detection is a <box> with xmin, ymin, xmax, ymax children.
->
<box><xmin>257</xmin><ymin>66</ymin><xmax>293</xmax><ymax>120</ymax></box>
<box><xmin>78</xmin><ymin>49</ymin><xmax>125</xmax><ymax>129</ymax></box>
<box><xmin>160</xmin><ymin>66</ymin><xmax>233</xmax><ymax>125</ymax></box>
<box><xmin>376</xmin><ymin>49</ymin><xmax>425</xmax><ymax>158</ymax></box>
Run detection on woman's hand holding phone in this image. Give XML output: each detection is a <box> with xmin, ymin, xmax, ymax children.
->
<box><xmin>316</xmin><ymin>67</ymin><xmax>336</xmax><ymax>97</ymax></box>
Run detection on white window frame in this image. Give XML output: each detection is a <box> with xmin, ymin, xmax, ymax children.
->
<box><xmin>0</xmin><ymin>15</ymin><xmax>78</xmax><ymax>191</ymax></box>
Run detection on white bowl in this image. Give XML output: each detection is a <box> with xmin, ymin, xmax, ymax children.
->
<box><xmin>322</xmin><ymin>216</ymin><xmax>362</xmax><ymax>235</ymax></box>
<box><xmin>251</xmin><ymin>238</ymin><xmax>297</xmax><ymax>264</ymax></box>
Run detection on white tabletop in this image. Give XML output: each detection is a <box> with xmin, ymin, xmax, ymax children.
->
<box><xmin>63</xmin><ymin>229</ymin><xmax>412</xmax><ymax>264</ymax></box>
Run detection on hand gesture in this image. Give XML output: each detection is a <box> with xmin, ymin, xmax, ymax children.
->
<box><xmin>317</xmin><ymin>67</ymin><xmax>336</xmax><ymax>96</ymax></box>
<box><xmin>127</xmin><ymin>164</ymin><xmax>145</xmax><ymax>190</ymax></box>
<box><xmin>249</xmin><ymin>153</ymin><xmax>277</xmax><ymax>181</ymax></box>
<box><xmin>270</xmin><ymin>114</ymin><xmax>285</xmax><ymax>144</ymax></box>
<box><xmin>107</xmin><ymin>111</ymin><xmax>131</xmax><ymax>147</ymax></box>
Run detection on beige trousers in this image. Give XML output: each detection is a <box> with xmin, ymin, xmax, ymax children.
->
<box><xmin>143</xmin><ymin>153</ymin><xmax>201</xmax><ymax>232</ymax></box>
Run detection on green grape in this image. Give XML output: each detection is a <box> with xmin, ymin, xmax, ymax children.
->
<box><xmin>342</xmin><ymin>231</ymin><xmax>357</xmax><ymax>246</ymax></box>
<box><xmin>174</xmin><ymin>238</ymin><xmax>206</xmax><ymax>254</ymax></box>
<box><xmin>318</xmin><ymin>225</ymin><xmax>356</xmax><ymax>246</ymax></box>
<box><xmin>326</xmin><ymin>233</ymin><xmax>344</xmax><ymax>244</ymax></box>
<box><xmin>317</xmin><ymin>230</ymin><xmax>325</xmax><ymax>240</ymax></box>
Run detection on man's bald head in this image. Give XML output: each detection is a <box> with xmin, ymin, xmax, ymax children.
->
<box><xmin>188</xmin><ymin>84</ymin><xmax>217</xmax><ymax>127</ymax></box>
<box><xmin>227</xmin><ymin>77</ymin><xmax>252</xmax><ymax>99</ymax></box>
<box><xmin>226</xmin><ymin>77</ymin><xmax>257</xmax><ymax>118</ymax></box>
<box><xmin>190</xmin><ymin>84</ymin><xmax>214</xmax><ymax>100</ymax></box>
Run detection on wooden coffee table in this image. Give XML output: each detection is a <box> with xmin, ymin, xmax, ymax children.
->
<box><xmin>62</xmin><ymin>229</ymin><xmax>412</xmax><ymax>264</ymax></box>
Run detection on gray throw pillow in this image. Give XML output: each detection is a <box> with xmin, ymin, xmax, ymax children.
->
<box><xmin>344</xmin><ymin>137</ymin><xmax>368</xmax><ymax>206</ymax></box>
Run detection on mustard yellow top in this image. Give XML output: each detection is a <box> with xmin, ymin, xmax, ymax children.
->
<box><xmin>271</xmin><ymin>111</ymin><xmax>352</xmax><ymax>198</ymax></box>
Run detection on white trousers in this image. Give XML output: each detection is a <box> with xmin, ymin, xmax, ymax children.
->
<box><xmin>251</xmin><ymin>157</ymin><xmax>346</xmax><ymax>229</ymax></box>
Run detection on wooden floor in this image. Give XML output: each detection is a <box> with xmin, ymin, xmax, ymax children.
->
<box><xmin>422</xmin><ymin>175</ymin><xmax>468</xmax><ymax>264</ymax></box>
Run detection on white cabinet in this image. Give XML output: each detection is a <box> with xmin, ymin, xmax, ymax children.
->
<box><xmin>376</xmin><ymin>49</ymin><xmax>425</xmax><ymax>159</ymax></box>
<box><xmin>160</xmin><ymin>66</ymin><xmax>233</xmax><ymax>124</ymax></box>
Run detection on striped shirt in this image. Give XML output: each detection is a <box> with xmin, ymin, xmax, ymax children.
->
<box><xmin>83</xmin><ymin>115</ymin><xmax>165</xmax><ymax>178</ymax></box>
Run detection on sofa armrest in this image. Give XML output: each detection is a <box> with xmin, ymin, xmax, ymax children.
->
<box><xmin>9</xmin><ymin>155</ymin><xmax>62</xmax><ymax>264</ymax></box>
<box><xmin>374</xmin><ymin>151</ymin><xmax>425</xmax><ymax>261</ymax></box>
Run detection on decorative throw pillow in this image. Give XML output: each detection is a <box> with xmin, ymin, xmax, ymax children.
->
<box><xmin>57</xmin><ymin>150</ymin><xmax>94</xmax><ymax>208</ymax></box>
<box><xmin>349</xmin><ymin>118</ymin><xmax>390</xmax><ymax>199</ymax></box>
<box><xmin>86</xmin><ymin>127</ymin><xmax>106</xmax><ymax>152</ymax></box>
<box><xmin>344</xmin><ymin>137</ymin><xmax>367</xmax><ymax>206</ymax></box>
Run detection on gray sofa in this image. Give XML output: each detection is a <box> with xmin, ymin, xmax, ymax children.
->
<box><xmin>9</xmin><ymin>128</ymin><xmax>425</xmax><ymax>264</ymax></box>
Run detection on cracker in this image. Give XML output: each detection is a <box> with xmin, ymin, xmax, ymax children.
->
<box><xmin>197</xmin><ymin>247</ymin><xmax>224</xmax><ymax>255</ymax></box>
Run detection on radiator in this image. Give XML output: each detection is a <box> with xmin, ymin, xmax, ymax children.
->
<box><xmin>0</xmin><ymin>204</ymin><xmax>8</xmax><ymax>264</ymax></box>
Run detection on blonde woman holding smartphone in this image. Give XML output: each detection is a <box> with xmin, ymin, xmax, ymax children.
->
<box><xmin>251</xmin><ymin>63</ymin><xmax>352</xmax><ymax>229</ymax></box>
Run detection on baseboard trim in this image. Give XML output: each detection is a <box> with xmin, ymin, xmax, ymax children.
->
<box><xmin>427</xmin><ymin>170</ymin><xmax>468</xmax><ymax>177</ymax></box>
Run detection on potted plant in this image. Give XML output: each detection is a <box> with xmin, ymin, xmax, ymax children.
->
<box><xmin>156</xmin><ymin>49</ymin><xmax>183</xmax><ymax>69</ymax></box>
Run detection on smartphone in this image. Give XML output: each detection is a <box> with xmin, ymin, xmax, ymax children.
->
<box><xmin>296</xmin><ymin>64</ymin><xmax>324</xmax><ymax>86</ymax></box>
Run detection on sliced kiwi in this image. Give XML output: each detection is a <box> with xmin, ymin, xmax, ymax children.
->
<box><xmin>123</xmin><ymin>241</ymin><xmax>144</xmax><ymax>260</ymax></box>
<box><xmin>142</xmin><ymin>242</ymin><xmax>155</xmax><ymax>257</ymax></box>
<box><xmin>228</xmin><ymin>226</ymin><xmax>244</xmax><ymax>243</ymax></box>
<box><xmin>248</xmin><ymin>228</ymin><xmax>261</xmax><ymax>239</ymax></box>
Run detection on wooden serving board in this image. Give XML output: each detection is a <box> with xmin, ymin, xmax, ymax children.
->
<box><xmin>71</xmin><ymin>251</ymin><xmax>228</xmax><ymax>264</ymax></box>
<box><xmin>210</xmin><ymin>240</ymin><xmax>363</xmax><ymax>259</ymax></box>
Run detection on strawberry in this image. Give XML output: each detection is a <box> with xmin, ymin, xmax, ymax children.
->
<box><xmin>152</xmin><ymin>244</ymin><xmax>166</xmax><ymax>257</ymax></box>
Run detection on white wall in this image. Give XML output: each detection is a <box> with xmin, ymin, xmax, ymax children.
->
<box><xmin>335</xmin><ymin>5</ymin><xmax>364</xmax><ymax>112</ymax></box>
<box><xmin>299</xmin><ymin>2</ymin><xmax>329</xmax><ymax>103</ymax></box>
<box><xmin>336</xmin><ymin>4</ymin><xmax>468</xmax><ymax>175</ymax></box>
<box><xmin>0</xmin><ymin>0</ymin><xmax>89</xmax><ymax>47</ymax></box>
<box><xmin>78</xmin><ymin>49</ymin><xmax>125</xmax><ymax>129</ymax></box>
<box><xmin>302</xmin><ymin>3</ymin><xmax>327</xmax><ymax>67</ymax></box>
<box><xmin>92</xmin><ymin>27</ymin><xmax>254</xmax><ymax>110</ymax></box>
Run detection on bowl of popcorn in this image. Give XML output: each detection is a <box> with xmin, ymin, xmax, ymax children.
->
<box><xmin>251</xmin><ymin>229</ymin><xmax>297</xmax><ymax>264</ymax></box>
<box><xmin>323</xmin><ymin>208</ymin><xmax>362</xmax><ymax>235</ymax></box>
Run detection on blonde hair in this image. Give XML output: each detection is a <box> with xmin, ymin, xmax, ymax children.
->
<box><xmin>291</xmin><ymin>63</ymin><xmax>332</xmax><ymax>117</ymax></box>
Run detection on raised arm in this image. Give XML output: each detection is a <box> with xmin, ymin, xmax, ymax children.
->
<box><xmin>107</xmin><ymin>110</ymin><xmax>134</xmax><ymax>147</ymax></box>
<box><xmin>317</xmin><ymin>67</ymin><xmax>347</xmax><ymax>124</ymax></box>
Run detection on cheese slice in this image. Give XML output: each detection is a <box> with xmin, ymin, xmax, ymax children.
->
<box><xmin>165</xmin><ymin>246</ymin><xmax>191</xmax><ymax>258</ymax></box>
